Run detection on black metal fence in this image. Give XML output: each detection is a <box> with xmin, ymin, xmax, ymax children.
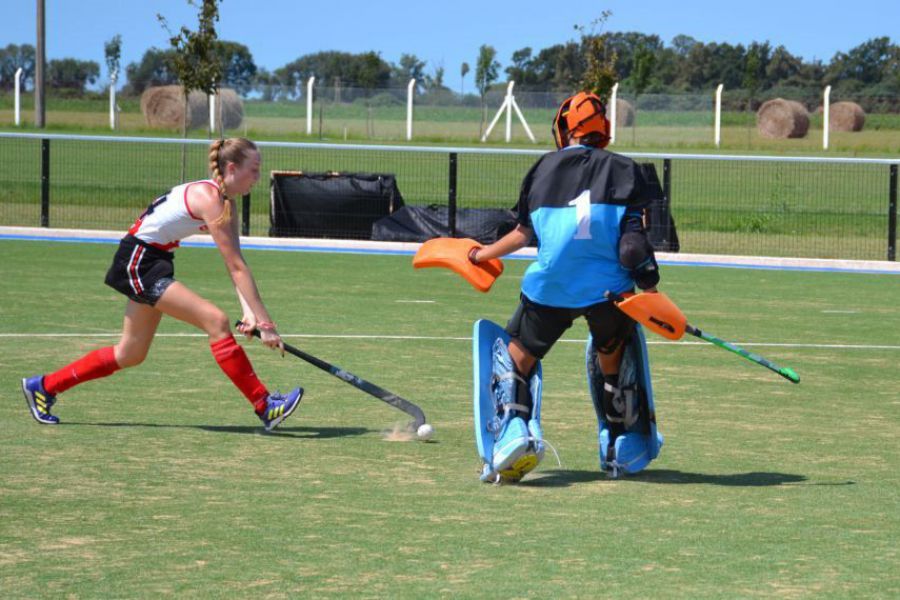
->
<box><xmin>0</xmin><ymin>132</ymin><xmax>897</xmax><ymax>261</ymax></box>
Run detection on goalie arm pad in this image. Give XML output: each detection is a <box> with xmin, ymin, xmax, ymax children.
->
<box><xmin>413</xmin><ymin>237</ymin><xmax>504</xmax><ymax>293</ymax></box>
<box><xmin>608</xmin><ymin>291</ymin><xmax>687</xmax><ymax>340</ymax></box>
<box><xmin>619</xmin><ymin>229</ymin><xmax>660</xmax><ymax>291</ymax></box>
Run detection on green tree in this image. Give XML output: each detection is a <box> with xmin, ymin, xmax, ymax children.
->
<box><xmin>158</xmin><ymin>0</ymin><xmax>223</xmax><ymax>98</ymax></box>
<box><xmin>670</xmin><ymin>34</ymin><xmax>699</xmax><ymax>57</ymax></box>
<box><xmin>274</xmin><ymin>51</ymin><xmax>391</xmax><ymax>96</ymax></box>
<box><xmin>124</xmin><ymin>48</ymin><xmax>178</xmax><ymax>94</ymax></box>
<box><xmin>356</xmin><ymin>51</ymin><xmax>392</xmax><ymax>90</ymax></box>
<box><xmin>826</xmin><ymin>36</ymin><xmax>895</xmax><ymax>87</ymax></box>
<box><xmin>460</xmin><ymin>61</ymin><xmax>469</xmax><ymax>95</ymax></box>
<box><xmin>475</xmin><ymin>44</ymin><xmax>500</xmax><ymax>96</ymax></box>
<box><xmin>578</xmin><ymin>11</ymin><xmax>617</xmax><ymax>102</ymax></box>
<box><xmin>505</xmin><ymin>47</ymin><xmax>538</xmax><ymax>87</ymax></box>
<box><xmin>604</xmin><ymin>31</ymin><xmax>663</xmax><ymax>82</ymax></box>
<box><xmin>393</xmin><ymin>53</ymin><xmax>426</xmax><ymax>89</ymax></box>
<box><xmin>252</xmin><ymin>67</ymin><xmax>277</xmax><ymax>100</ymax></box>
<box><xmin>0</xmin><ymin>43</ymin><xmax>36</xmax><ymax>91</ymax></box>
<box><xmin>765</xmin><ymin>45</ymin><xmax>801</xmax><ymax>87</ymax></box>
<box><xmin>683</xmin><ymin>42</ymin><xmax>745</xmax><ymax>90</ymax></box>
<box><xmin>47</xmin><ymin>58</ymin><xmax>100</xmax><ymax>93</ymax></box>
<box><xmin>425</xmin><ymin>64</ymin><xmax>447</xmax><ymax>91</ymax></box>
<box><xmin>742</xmin><ymin>41</ymin><xmax>771</xmax><ymax>93</ymax></box>
<box><xmin>214</xmin><ymin>40</ymin><xmax>257</xmax><ymax>89</ymax></box>
<box><xmin>159</xmin><ymin>0</ymin><xmax>223</xmax><ymax>157</ymax></box>
<box><xmin>528</xmin><ymin>42</ymin><xmax>583</xmax><ymax>91</ymax></box>
<box><xmin>104</xmin><ymin>35</ymin><xmax>122</xmax><ymax>82</ymax></box>
<box><xmin>475</xmin><ymin>44</ymin><xmax>500</xmax><ymax>133</ymax></box>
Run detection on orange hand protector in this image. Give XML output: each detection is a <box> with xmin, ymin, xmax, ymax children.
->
<box><xmin>612</xmin><ymin>291</ymin><xmax>687</xmax><ymax>340</ymax></box>
<box><xmin>412</xmin><ymin>237</ymin><xmax>504</xmax><ymax>293</ymax></box>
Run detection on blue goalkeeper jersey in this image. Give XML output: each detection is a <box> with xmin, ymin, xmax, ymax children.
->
<box><xmin>516</xmin><ymin>146</ymin><xmax>651</xmax><ymax>308</ymax></box>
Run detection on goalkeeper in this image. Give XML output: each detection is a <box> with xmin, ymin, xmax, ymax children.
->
<box><xmin>468</xmin><ymin>91</ymin><xmax>663</xmax><ymax>480</ymax></box>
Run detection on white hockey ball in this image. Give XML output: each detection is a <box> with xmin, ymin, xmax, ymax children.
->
<box><xmin>416</xmin><ymin>423</ymin><xmax>435</xmax><ymax>441</ymax></box>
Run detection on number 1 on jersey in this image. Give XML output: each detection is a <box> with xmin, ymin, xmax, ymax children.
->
<box><xmin>568</xmin><ymin>189</ymin><xmax>592</xmax><ymax>240</ymax></box>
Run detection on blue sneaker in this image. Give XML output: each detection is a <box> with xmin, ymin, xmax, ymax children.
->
<box><xmin>258</xmin><ymin>387</ymin><xmax>303</xmax><ymax>431</ymax></box>
<box><xmin>22</xmin><ymin>376</ymin><xmax>60</xmax><ymax>425</ymax></box>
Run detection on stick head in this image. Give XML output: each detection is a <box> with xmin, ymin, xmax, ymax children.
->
<box><xmin>413</xmin><ymin>237</ymin><xmax>504</xmax><ymax>293</ymax></box>
<box><xmin>610</xmin><ymin>291</ymin><xmax>687</xmax><ymax>340</ymax></box>
<box><xmin>779</xmin><ymin>367</ymin><xmax>801</xmax><ymax>384</ymax></box>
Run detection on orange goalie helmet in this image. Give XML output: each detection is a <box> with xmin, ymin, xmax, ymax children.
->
<box><xmin>552</xmin><ymin>91</ymin><xmax>611</xmax><ymax>149</ymax></box>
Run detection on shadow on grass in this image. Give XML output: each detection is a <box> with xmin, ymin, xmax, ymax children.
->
<box><xmin>63</xmin><ymin>421</ymin><xmax>368</xmax><ymax>439</ymax></box>
<box><xmin>524</xmin><ymin>468</ymin><xmax>823</xmax><ymax>488</ymax></box>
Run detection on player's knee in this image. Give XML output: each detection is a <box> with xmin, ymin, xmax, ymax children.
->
<box><xmin>115</xmin><ymin>343</ymin><xmax>149</xmax><ymax>368</ymax></box>
<box><xmin>205</xmin><ymin>309</ymin><xmax>231</xmax><ymax>338</ymax></box>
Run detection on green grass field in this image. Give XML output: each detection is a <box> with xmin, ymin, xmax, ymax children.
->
<box><xmin>1</xmin><ymin>238</ymin><xmax>899</xmax><ymax>597</ymax></box>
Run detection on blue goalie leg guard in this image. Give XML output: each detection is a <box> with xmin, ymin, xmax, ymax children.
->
<box><xmin>586</xmin><ymin>325</ymin><xmax>663</xmax><ymax>477</ymax></box>
<box><xmin>473</xmin><ymin>319</ymin><xmax>544</xmax><ymax>483</ymax></box>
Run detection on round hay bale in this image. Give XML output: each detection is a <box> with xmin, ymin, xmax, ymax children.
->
<box><xmin>829</xmin><ymin>101</ymin><xmax>865</xmax><ymax>132</ymax></box>
<box><xmin>140</xmin><ymin>85</ymin><xmax>210</xmax><ymax>130</ymax></box>
<box><xmin>212</xmin><ymin>88</ymin><xmax>244</xmax><ymax>130</ymax></box>
<box><xmin>611</xmin><ymin>98</ymin><xmax>635</xmax><ymax>127</ymax></box>
<box><xmin>756</xmin><ymin>98</ymin><xmax>809</xmax><ymax>139</ymax></box>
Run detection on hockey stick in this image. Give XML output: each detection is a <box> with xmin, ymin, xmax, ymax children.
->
<box><xmin>684</xmin><ymin>324</ymin><xmax>800</xmax><ymax>384</ymax></box>
<box><xmin>605</xmin><ymin>292</ymin><xmax>800</xmax><ymax>384</ymax></box>
<box><xmin>237</xmin><ymin>321</ymin><xmax>427</xmax><ymax>427</ymax></box>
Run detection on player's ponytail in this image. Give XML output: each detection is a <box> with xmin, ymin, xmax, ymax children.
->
<box><xmin>208</xmin><ymin>137</ymin><xmax>257</xmax><ymax>226</ymax></box>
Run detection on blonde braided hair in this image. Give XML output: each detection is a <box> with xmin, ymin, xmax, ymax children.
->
<box><xmin>207</xmin><ymin>137</ymin><xmax>258</xmax><ymax>226</ymax></box>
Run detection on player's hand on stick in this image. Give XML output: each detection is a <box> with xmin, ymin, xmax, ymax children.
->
<box><xmin>258</xmin><ymin>324</ymin><xmax>285</xmax><ymax>356</ymax></box>
<box><xmin>236</xmin><ymin>320</ymin><xmax>285</xmax><ymax>356</ymax></box>
<box><xmin>236</xmin><ymin>314</ymin><xmax>258</xmax><ymax>339</ymax></box>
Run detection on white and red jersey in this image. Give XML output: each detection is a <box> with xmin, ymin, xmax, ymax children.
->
<box><xmin>128</xmin><ymin>179</ymin><xmax>221</xmax><ymax>251</ymax></box>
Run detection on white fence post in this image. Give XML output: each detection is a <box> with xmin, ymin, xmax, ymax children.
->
<box><xmin>714</xmin><ymin>83</ymin><xmax>724</xmax><ymax>147</ymax></box>
<box><xmin>823</xmin><ymin>85</ymin><xmax>832</xmax><ymax>150</ymax></box>
<box><xmin>306</xmin><ymin>76</ymin><xmax>316</xmax><ymax>135</ymax></box>
<box><xmin>509</xmin><ymin>95</ymin><xmax>536</xmax><ymax>143</ymax></box>
<box><xmin>209</xmin><ymin>92</ymin><xmax>216</xmax><ymax>134</ymax></box>
<box><xmin>406</xmin><ymin>78</ymin><xmax>415</xmax><ymax>141</ymax></box>
<box><xmin>14</xmin><ymin>68</ymin><xmax>23</xmax><ymax>126</ymax></box>
<box><xmin>109</xmin><ymin>71</ymin><xmax>118</xmax><ymax>130</ymax></box>
<box><xmin>505</xmin><ymin>81</ymin><xmax>515</xmax><ymax>142</ymax></box>
<box><xmin>481</xmin><ymin>81</ymin><xmax>535</xmax><ymax>143</ymax></box>
<box><xmin>481</xmin><ymin>85</ymin><xmax>511</xmax><ymax>142</ymax></box>
<box><xmin>609</xmin><ymin>83</ymin><xmax>619</xmax><ymax>145</ymax></box>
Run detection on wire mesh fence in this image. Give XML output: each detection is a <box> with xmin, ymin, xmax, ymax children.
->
<box><xmin>0</xmin><ymin>132</ymin><xmax>896</xmax><ymax>261</ymax></box>
<box><xmin>3</xmin><ymin>84</ymin><xmax>898</xmax><ymax>153</ymax></box>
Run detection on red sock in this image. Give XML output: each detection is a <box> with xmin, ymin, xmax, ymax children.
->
<box><xmin>43</xmin><ymin>346</ymin><xmax>121</xmax><ymax>395</ymax></box>
<box><xmin>210</xmin><ymin>335</ymin><xmax>269</xmax><ymax>413</ymax></box>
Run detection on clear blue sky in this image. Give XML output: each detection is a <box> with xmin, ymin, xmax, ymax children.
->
<box><xmin>5</xmin><ymin>0</ymin><xmax>898</xmax><ymax>90</ymax></box>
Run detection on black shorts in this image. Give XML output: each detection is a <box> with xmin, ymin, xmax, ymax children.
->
<box><xmin>505</xmin><ymin>294</ymin><xmax>634</xmax><ymax>359</ymax></box>
<box><xmin>104</xmin><ymin>235</ymin><xmax>176</xmax><ymax>306</ymax></box>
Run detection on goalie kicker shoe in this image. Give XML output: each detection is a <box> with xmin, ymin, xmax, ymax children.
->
<box><xmin>258</xmin><ymin>387</ymin><xmax>303</xmax><ymax>431</ymax></box>
<box><xmin>492</xmin><ymin>416</ymin><xmax>534</xmax><ymax>481</ymax></box>
<box><xmin>21</xmin><ymin>376</ymin><xmax>60</xmax><ymax>425</ymax></box>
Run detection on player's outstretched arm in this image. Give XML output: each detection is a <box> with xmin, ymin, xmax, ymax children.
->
<box><xmin>470</xmin><ymin>224</ymin><xmax>533</xmax><ymax>263</ymax></box>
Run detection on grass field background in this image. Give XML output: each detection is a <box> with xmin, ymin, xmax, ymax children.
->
<box><xmin>1</xmin><ymin>238</ymin><xmax>899</xmax><ymax>597</ymax></box>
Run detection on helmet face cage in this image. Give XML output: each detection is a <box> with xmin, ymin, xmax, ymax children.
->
<box><xmin>552</xmin><ymin>92</ymin><xmax>610</xmax><ymax>149</ymax></box>
<box><xmin>552</xmin><ymin>96</ymin><xmax>574</xmax><ymax>149</ymax></box>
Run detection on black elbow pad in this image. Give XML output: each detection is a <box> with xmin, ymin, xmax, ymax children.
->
<box><xmin>619</xmin><ymin>232</ymin><xmax>660</xmax><ymax>290</ymax></box>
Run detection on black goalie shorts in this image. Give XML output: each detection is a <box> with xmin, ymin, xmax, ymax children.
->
<box><xmin>104</xmin><ymin>234</ymin><xmax>176</xmax><ymax>306</ymax></box>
